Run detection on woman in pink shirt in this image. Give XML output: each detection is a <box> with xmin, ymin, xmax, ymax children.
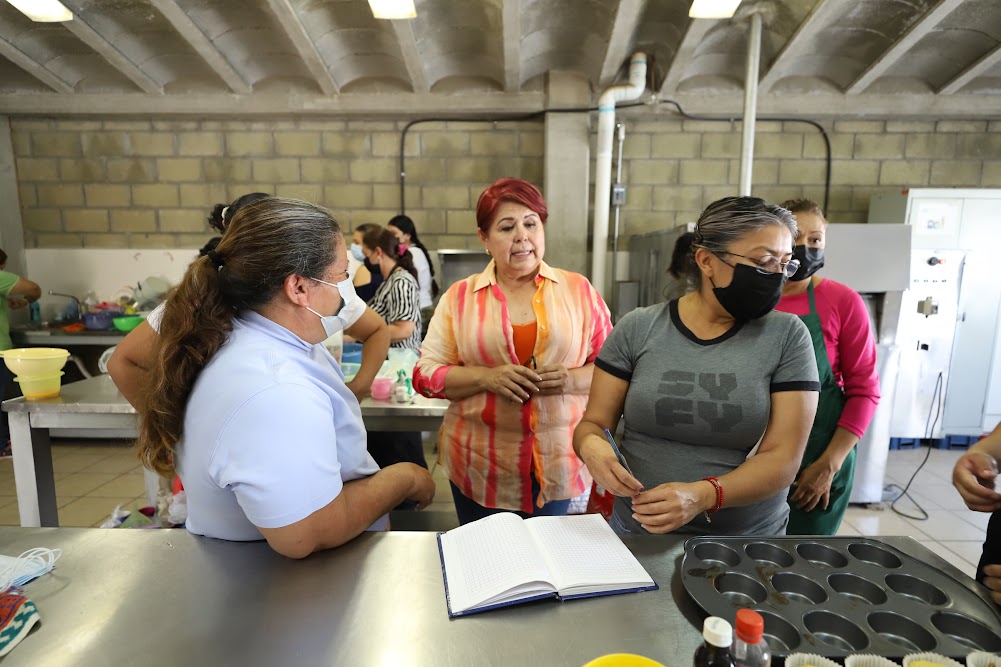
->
<box><xmin>774</xmin><ymin>199</ymin><xmax>880</xmax><ymax>534</ymax></box>
<box><xmin>414</xmin><ymin>178</ymin><xmax>612</xmax><ymax>524</ymax></box>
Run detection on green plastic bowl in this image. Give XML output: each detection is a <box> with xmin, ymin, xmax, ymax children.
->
<box><xmin>112</xmin><ymin>315</ymin><xmax>145</xmax><ymax>333</ymax></box>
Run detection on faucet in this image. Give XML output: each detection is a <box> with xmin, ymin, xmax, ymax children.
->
<box><xmin>48</xmin><ymin>290</ymin><xmax>81</xmax><ymax>307</ymax></box>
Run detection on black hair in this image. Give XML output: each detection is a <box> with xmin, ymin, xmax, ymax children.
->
<box><xmin>387</xmin><ymin>214</ymin><xmax>439</xmax><ymax>298</ymax></box>
<box><xmin>668</xmin><ymin>232</ymin><xmax>696</xmax><ymax>280</ymax></box>
<box><xmin>207</xmin><ymin>192</ymin><xmax>271</xmax><ymax>234</ymax></box>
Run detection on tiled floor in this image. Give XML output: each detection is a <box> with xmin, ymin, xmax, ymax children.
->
<box><xmin>0</xmin><ymin>441</ymin><xmax>989</xmax><ymax>579</ymax></box>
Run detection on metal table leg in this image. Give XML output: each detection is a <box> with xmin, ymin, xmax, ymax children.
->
<box><xmin>10</xmin><ymin>412</ymin><xmax>58</xmax><ymax>527</ymax></box>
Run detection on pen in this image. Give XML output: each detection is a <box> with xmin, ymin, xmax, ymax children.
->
<box><xmin>603</xmin><ymin>428</ymin><xmax>634</xmax><ymax>475</ymax></box>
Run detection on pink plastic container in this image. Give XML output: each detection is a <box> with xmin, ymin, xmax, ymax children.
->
<box><xmin>371</xmin><ymin>378</ymin><xmax>393</xmax><ymax>401</ymax></box>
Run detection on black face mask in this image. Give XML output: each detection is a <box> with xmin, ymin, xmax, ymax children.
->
<box><xmin>711</xmin><ymin>262</ymin><xmax>787</xmax><ymax>321</ymax></box>
<box><xmin>363</xmin><ymin>258</ymin><xmax>378</xmax><ymax>274</ymax></box>
<box><xmin>791</xmin><ymin>245</ymin><xmax>825</xmax><ymax>282</ymax></box>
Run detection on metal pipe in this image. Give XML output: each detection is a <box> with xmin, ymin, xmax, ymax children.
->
<box><xmin>609</xmin><ymin>123</ymin><xmax>626</xmax><ymax>314</ymax></box>
<box><xmin>738</xmin><ymin>12</ymin><xmax>762</xmax><ymax>196</ymax></box>
<box><xmin>591</xmin><ymin>52</ymin><xmax>646</xmax><ymax>297</ymax></box>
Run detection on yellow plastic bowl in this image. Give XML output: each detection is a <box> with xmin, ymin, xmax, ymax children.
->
<box><xmin>15</xmin><ymin>371</ymin><xmax>64</xmax><ymax>400</ymax></box>
<box><xmin>582</xmin><ymin>655</ymin><xmax>666</xmax><ymax>667</ymax></box>
<box><xmin>0</xmin><ymin>348</ymin><xmax>70</xmax><ymax>376</ymax></box>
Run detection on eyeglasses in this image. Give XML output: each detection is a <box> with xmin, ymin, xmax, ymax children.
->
<box><xmin>714</xmin><ymin>251</ymin><xmax>801</xmax><ymax>278</ymax></box>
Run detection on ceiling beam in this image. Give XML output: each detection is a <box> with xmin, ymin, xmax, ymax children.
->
<box><xmin>264</xmin><ymin>0</ymin><xmax>339</xmax><ymax>95</ymax></box>
<box><xmin>389</xmin><ymin>20</ymin><xmax>428</xmax><ymax>93</ymax></box>
<box><xmin>63</xmin><ymin>16</ymin><xmax>162</xmax><ymax>94</ymax></box>
<box><xmin>758</xmin><ymin>0</ymin><xmax>852</xmax><ymax>92</ymax></box>
<box><xmin>150</xmin><ymin>0</ymin><xmax>251</xmax><ymax>94</ymax></box>
<box><xmin>658</xmin><ymin>18</ymin><xmax>712</xmax><ymax>97</ymax></box>
<box><xmin>0</xmin><ymin>36</ymin><xmax>73</xmax><ymax>93</ymax></box>
<box><xmin>2</xmin><ymin>91</ymin><xmax>999</xmax><ymax>118</ymax></box>
<box><xmin>846</xmin><ymin>0</ymin><xmax>964</xmax><ymax>94</ymax></box>
<box><xmin>598</xmin><ymin>0</ymin><xmax>646</xmax><ymax>89</ymax></box>
<box><xmin>938</xmin><ymin>42</ymin><xmax>1001</xmax><ymax>94</ymax></box>
<box><xmin>501</xmin><ymin>0</ymin><xmax>521</xmax><ymax>91</ymax></box>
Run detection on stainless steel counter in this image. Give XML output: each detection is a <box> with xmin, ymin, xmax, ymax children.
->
<box><xmin>11</xmin><ymin>327</ymin><xmax>127</xmax><ymax>347</ymax></box>
<box><xmin>4</xmin><ymin>375</ymin><xmax>449</xmax><ymax>527</ymax></box>
<box><xmin>0</xmin><ymin>530</ymin><xmax>966</xmax><ymax>666</ymax></box>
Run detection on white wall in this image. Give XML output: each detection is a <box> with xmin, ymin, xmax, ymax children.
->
<box><xmin>25</xmin><ymin>248</ymin><xmax>199</xmax><ymax>320</ymax></box>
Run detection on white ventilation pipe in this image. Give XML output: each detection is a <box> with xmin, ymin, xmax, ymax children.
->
<box><xmin>738</xmin><ymin>12</ymin><xmax>763</xmax><ymax>196</ymax></box>
<box><xmin>591</xmin><ymin>52</ymin><xmax>646</xmax><ymax>297</ymax></box>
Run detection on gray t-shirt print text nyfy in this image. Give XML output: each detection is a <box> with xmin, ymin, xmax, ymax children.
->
<box><xmin>595</xmin><ymin>300</ymin><xmax>820</xmax><ymax>536</ymax></box>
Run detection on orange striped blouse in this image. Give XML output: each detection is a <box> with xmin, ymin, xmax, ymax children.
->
<box><xmin>413</xmin><ymin>260</ymin><xmax>612</xmax><ymax>512</ymax></box>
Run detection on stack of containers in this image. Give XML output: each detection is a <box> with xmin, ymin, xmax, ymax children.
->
<box><xmin>0</xmin><ymin>348</ymin><xmax>70</xmax><ymax>400</ymax></box>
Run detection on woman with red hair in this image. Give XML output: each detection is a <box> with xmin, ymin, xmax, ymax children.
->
<box><xmin>414</xmin><ymin>178</ymin><xmax>612</xmax><ymax>524</ymax></box>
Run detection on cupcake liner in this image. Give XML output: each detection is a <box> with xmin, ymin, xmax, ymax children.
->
<box><xmin>903</xmin><ymin>652</ymin><xmax>965</xmax><ymax>667</ymax></box>
<box><xmin>966</xmin><ymin>652</ymin><xmax>1001</xmax><ymax>667</ymax></box>
<box><xmin>846</xmin><ymin>655</ymin><xmax>902</xmax><ymax>667</ymax></box>
<box><xmin>785</xmin><ymin>653</ymin><xmax>843</xmax><ymax>667</ymax></box>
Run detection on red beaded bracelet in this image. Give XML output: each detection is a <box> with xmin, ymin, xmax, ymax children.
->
<box><xmin>703</xmin><ymin>476</ymin><xmax>724</xmax><ymax>523</ymax></box>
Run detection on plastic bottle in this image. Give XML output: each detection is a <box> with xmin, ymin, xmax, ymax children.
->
<box><xmin>733</xmin><ymin>609</ymin><xmax>770</xmax><ymax>667</ymax></box>
<box><xmin>694</xmin><ymin>617</ymin><xmax>736</xmax><ymax>667</ymax></box>
<box><xmin>29</xmin><ymin>301</ymin><xmax>41</xmax><ymax>325</ymax></box>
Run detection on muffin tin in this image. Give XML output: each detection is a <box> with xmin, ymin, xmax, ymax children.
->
<box><xmin>681</xmin><ymin>537</ymin><xmax>1001</xmax><ymax>659</ymax></box>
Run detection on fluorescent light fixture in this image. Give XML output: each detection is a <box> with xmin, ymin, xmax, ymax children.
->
<box><xmin>5</xmin><ymin>0</ymin><xmax>73</xmax><ymax>22</ymax></box>
<box><xmin>689</xmin><ymin>0</ymin><xmax>741</xmax><ymax>19</ymax></box>
<box><xmin>368</xmin><ymin>0</ymin><xmax>416</xmax><ymax>20</ymax></box>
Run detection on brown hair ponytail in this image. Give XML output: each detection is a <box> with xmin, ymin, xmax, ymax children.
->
<box><xmin>362</xmin><ymin>226</ymin><xmax>417</xmax><ymax>280</ymax></box>
<box><xmin>137</xmin><ymin>197</ymin><xmax>343</xmax><ymax>475</ymax></box>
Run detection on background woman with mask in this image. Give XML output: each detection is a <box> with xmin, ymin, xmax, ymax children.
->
<box><xmin>774</xmin><ymin>198</ymin><xmax>879</xmax><ymax>535</ymax></box>
<box><xmin>360</xmin><ymin>226</ymin><xmax>423</xmax><ymax>351</ymax></box>
<box><xmin>109</xmin><ymin>196</ymin><xmax>391</xmax><ymax>405</ymax></box>
<box><xmin>575</xmin><ymin>196</ymin><xmax>820</xmax><ymax>536</ymax></box>
<box><xmin>350</xmin><ymin>223</ymin><xmax>384</xmax><ymax>303</ymax></box>
<box><xmin>136</xmin><ymin>198</ymin><xmax>435</xmax><ymax>558</ymax></box>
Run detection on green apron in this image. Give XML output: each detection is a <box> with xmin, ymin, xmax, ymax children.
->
<box><xmin>786</xmin><ymin>281</ymin><xmax>853</xmax><ymax>535</ymax></box>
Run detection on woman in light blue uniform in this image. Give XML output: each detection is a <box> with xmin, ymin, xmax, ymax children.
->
<box><xmin>135</xmin><ymin>198</ymin><xmax>436</xmax><ymax>558</ymax></box>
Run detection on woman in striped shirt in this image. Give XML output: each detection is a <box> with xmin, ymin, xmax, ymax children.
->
<box><xmin>361</xmin><ymin>227</ymin><xmax>423</xmax><ymax>351</ymax></box>
<box><xmin>414</xmin><ymin>178</ymin><xmax>612</xmax><ymax>524</ymax></box>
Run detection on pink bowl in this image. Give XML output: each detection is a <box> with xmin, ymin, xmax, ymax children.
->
<box><xmin>371</xmin><ymin>378</ymin><xmax>392</xmax><ymax>401</ymax></box>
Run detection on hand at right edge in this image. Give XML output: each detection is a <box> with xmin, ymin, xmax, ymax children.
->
<box><xmin>952</xmin><ymin>450</ymin><xmax>1001</xmax><ymax>512</ymax></box>
<box><xmin>579</xmin><ymin>433</ymin><xmax>644</xmax><ymax>497</ymax></box>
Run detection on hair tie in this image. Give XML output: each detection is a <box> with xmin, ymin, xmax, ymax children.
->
<box><xmin>220</xmin><ymin>206</ymin><xmax>230</xmax><ymax>225</ymax></box>
<box><xmin>207</xmin><ymin>249</ymin><xmax>225</xmax><ymax>269</ymax></box>
<box><xmin>398</xmin><ymin>243</ymin><xmax>410</xmax><ymax>257</ymax></box>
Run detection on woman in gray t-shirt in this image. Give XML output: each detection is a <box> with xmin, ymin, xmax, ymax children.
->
<box><xmin>574</xmin><ymin>196</ymin><xmax>820</xmax><ymax>536</ymax></box>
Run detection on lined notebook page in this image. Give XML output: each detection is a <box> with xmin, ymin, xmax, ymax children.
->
<box><xmin>439</xmin><ymin>512</ymin><xmax>555</xmax><ymax>614</ymax></box>
<box><xmin>524</xmin><ymin>514</ymin><xmax>654</xmax><ymax>594</ymax></box>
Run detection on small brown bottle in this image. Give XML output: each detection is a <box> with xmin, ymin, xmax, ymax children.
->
<box><xmin>694</xmin><ymin>617</ymin><xmax>736</xmax><ymax>667</ymax></box>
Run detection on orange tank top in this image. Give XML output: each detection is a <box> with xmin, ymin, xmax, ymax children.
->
<box><xmin>511</xmin><ymin>322</ymin><xmax>537</xmax><ymax>366</ymax></box>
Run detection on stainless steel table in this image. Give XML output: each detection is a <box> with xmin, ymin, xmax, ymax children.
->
<box><xmin>0</xmin><ymin>528</ymin><xmax>705</xmax><ymax>666</ymax></box>
<box><xmin>0</xmin><ymin>530</ymin><xmax>975</xmax><ymax>666</ymax></box>
<box><xmin>11</xmin><ymin>327</ymin><xmax>127</xmax><ymax>347</ymax></box>
<box><xmin>3</xmin><ymin>375</ymin><xmax>448</xmax><ymax>528</ymax></box>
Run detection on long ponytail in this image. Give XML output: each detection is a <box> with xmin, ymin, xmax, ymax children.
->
<box><xmin>137</xmin><ymin>197</ymin><xmax>343</xmax><ymax>476</ymax></box>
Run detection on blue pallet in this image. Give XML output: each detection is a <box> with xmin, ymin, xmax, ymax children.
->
<box><xmin>889</xmin><ymin>438</ymin><xmax>921</xmax><ymax>450</ymax></box>
<box><xmin>935</xmin><ymin>434</ymin><xmax>980</xmax><ymax>450</ymax></box>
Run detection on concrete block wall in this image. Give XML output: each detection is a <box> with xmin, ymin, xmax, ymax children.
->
<box><xmin>11</xmin><ymin>115</ymin><xmax>999</xmax><ymax>253</ymax></box>
<box><xmin>615</xmin><ymin>116</ymin><xmax>1001</xmax><ymax>238</ymax></box>
<box><xmin>11</xmin><ymin>119</ymin><xmax>545</xmax><ymax>251</ymax></box>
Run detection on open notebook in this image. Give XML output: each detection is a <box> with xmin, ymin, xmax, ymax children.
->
<box><xmin>437</xmin><ymin>512</ymin><xmax>658</xmax><ymax>618</ymax></box>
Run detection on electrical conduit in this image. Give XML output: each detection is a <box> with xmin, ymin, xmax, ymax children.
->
<box><xmin>591</xmin><ymin>52</ymin><xmax>646</xmax><ymax>297</ymax></box>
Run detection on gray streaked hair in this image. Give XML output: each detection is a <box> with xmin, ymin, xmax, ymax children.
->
<box><xmin>687</xmin><ymin>196</ymin><xmax>798</xmax><ymax>288</ymax></box>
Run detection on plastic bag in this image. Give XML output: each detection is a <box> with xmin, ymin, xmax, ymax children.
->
<box><xmin>99</xmin><ymin>504</ymin><xmax>130</xmax><ymax>528</ymax></box>
<box><xmin>167</xmin><ymin>491</ymin><xmax>188</xmax><ymax>525</ymax></box>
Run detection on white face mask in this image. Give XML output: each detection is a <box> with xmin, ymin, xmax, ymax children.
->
<box><xmin>0</xmin><ymin>547</ymin><xmax>62</xmax><ymax>591</ymax></box>
<box><xmin>305</xmin><ymin>275</ymin><xmax>359</xmax><ymax>337</ymax></box>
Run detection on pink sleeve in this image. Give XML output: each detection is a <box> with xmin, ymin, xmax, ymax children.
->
<box><xmin>586</xmin><ymin>280</ymin><xmax>613</xmax><ymax>363</ymax></box>
<box><xmin>836</xmin><ymin>288</ymin><xmax>880</xmax><ymax>438</ymax></box>
<box><xmin>413</xmin><ymin>285</ymin><xmax>460</xmax><ymax>399</ymax></box>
